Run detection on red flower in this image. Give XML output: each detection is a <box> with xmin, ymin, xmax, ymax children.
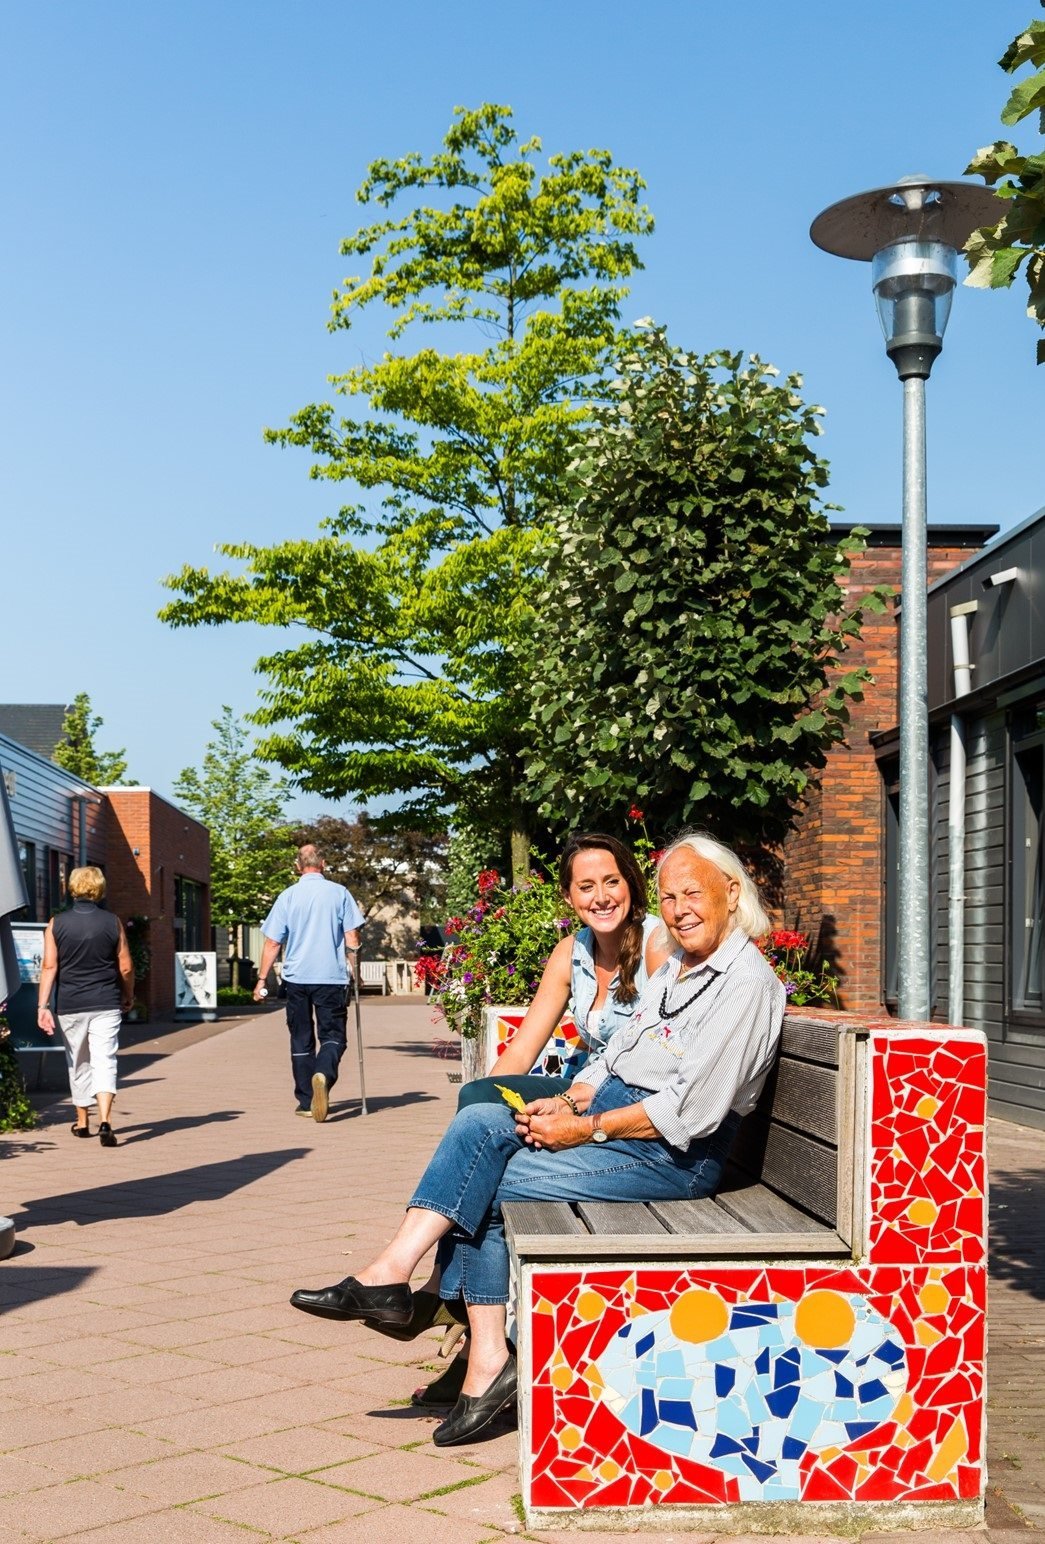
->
<box><xmin>769</xmin><ymin>929</ymin><xmax>809</xmax><ymax>953</ymax></box>
<box><xmin>444</xmin><ymin>916</ymin><xmax>465</xmax><ymax>937</ymax></box>
<box><xmin>650</xmin><ymin>849</ymin><xmax>664</xmax><ymax>865</ymax></box>
<box><xmin>627</xmin><ymin>804</ymin><xmax>645</xmax><ymax>822</ymax></box>
<box><xmin>477</xmin><ymin>868</ymin><xmax>499</xmax><ymax>895</ymax></box>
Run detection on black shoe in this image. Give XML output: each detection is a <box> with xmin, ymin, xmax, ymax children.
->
<box><xmin>432</xmin><ymin>1356</ymin><xmax>517</xmax><ymax>1447</ymax></box>
<box><xmin>363</xmin><ymin>1290</ymin><xmax>466</xmax><ymax>1343</ymax></box>
<box><xmin>98</xmin><ymin>1123</ymin><xmax>117</xmax><ymax>1147</ymax></box>
<box><xmin>412</xmin><ymin>1348</ymin><xmax>469</xmax><ymax>1407</ymax></box>
<box><xmin>71</xmin><ymin>1124</ymin><xmax>93</xmax><ymax>1138</ymax></box>
<box><xmin>289</xmin><ymin>1275</ymin><xmax>411</xmax><ymax>1325</ymax></box>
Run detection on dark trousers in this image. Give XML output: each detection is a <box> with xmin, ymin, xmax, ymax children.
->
<box><xmin>285</xmin><ymin>982</ymin><xmax>348</xmax><ymax>1107</ymax></box>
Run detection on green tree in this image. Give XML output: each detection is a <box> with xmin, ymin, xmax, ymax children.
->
<box><xmin>53</xmin><ymin>692</ymin><xmax>134</xmax><ymax>786</ymax></box>
<box><xmin>523</xmin><ymin>326</ymin><xmax>887</xmax><ymax>850</ymax></box>
<box><xmin>287</xmin><ymin>812</ymin><xmax>446</xmax><ymax>928</ymax></box>
<box><xmin>964</xmin><ymin>6</ymin><xmax>1045</xmax><ymax>362</ymax></box>
<box><xmin>173</xmin><ymin>709</ymin><xmax>294</xmax><ymax>986</ymax></box>
<box><xmin>160</xmin><ymin>104</ymin><xmax>653</xmax><ymax>881</ymax></box>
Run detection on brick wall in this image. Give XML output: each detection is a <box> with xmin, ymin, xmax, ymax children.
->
<box><xmin>783</xmin><ymin>532</ymin><xmax>991</xmax><ymax>1012</ymax></box>
<box><xmin>103</xmin><ymin>789</ymin><xmax>210</xmax><ymax>1018</ymax></box>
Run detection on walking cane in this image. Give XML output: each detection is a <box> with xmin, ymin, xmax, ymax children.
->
<box><xmin>348</xmin><ymin>948</ymin><xmax>369</xmax><ymax>1115</ymax></box>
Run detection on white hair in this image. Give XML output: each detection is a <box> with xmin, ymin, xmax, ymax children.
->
<box><xmin>655</xmin><ymin>833</ymin><xmax>771</xmax><ymax>941</ymax></box>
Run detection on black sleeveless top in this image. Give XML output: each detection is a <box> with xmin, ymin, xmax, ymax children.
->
<box><xmin>52</xmin><ymin>902</ymin><xmax>122</xmax><ymax>1013</ymax></box>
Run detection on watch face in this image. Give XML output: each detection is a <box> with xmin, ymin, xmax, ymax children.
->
<box><xmin>592</xmin><ymin>1128</ymin><xmax>608</xmax><ymax>1143</ymax></box>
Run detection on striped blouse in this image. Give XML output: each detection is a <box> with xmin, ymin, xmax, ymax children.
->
<box><xmin>575</xmin><ymin>926</ymin><xmax>785</xmax><ymax>1150</ymax></box>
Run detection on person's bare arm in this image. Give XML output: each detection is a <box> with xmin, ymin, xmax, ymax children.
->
<box><xmin>345</xmin><ymin>928</ymin><xmax>360</xmax><ymax>952</ymax></box>
<box><xmin>253</xmin><ymin>936</ymin><xmax>281</xmax><ymax>1001</ymax></box>
<box><xmin>116</xmin><ymin>923</ymin><xmax>135</xmax><ymax>1011</ymax></box>
<box><xmin>493</xmin><ymin>936</ymin><xmax>574</xmax><ymax>1076</ymax></box>
<box><xmin>36</xmin><ymin>922</ymin><xmax>58</xmax><ymax>1038</ymax></box>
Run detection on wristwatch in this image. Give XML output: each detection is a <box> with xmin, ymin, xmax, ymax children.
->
<box><xmin>590</xmin><ymin>1113</ymin><xmax>608</xmax><ymax>1144</ymax></box>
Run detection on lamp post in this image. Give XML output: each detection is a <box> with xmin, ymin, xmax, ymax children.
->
<box><xmin>810</xmin><ymin>177</ymin><xmax>1002</xmax><ymax>1022</ymax></box>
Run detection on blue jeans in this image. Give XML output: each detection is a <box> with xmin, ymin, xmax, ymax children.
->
<box><xmin>410</xmin><ymin>1076</ymin><xmax>740</xmax><ymax>1305</ymax></box>
<box><xmin>285</xmin><ymin>982</ymin><xmax>347</xmax><ymax>1106</ymax></box>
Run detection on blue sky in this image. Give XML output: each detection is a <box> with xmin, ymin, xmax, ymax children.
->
<box><xmin>1</xmin><ymin>0</ymin><xmax>1040</xmax><ymax>820</ymax></box>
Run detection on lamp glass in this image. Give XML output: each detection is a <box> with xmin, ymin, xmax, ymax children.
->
<box><xmin>871</xmin><ymin>239</ymin><xmax>957</xmax><ymax>348</ymax></box>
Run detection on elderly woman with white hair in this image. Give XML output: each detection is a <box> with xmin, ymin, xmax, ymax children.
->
<box><xmin>291</xmin><ymin>834</ymin><xmax>785</xmax><ymax>1447</ymax></box>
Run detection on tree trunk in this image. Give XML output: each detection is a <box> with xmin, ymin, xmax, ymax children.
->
<box><xmin>510</xmin><ymin>825</ymin><xmax>529</xmax><ymax>887</ymax></box>
<box><xmin>230</xmin><ymin>923</ymin><xmax>242</xmax><ymax>990</ymax></box>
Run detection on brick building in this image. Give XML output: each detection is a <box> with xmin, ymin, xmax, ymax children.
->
<box><xmin>0</xmin><ymin>721</ymin><xmax>210</xmax><ymax>1025</ymax></box>
<box><xmin>781</xmin><ymin>524</ymin><xmax>996</xmax><ymax>1013</ymax></box>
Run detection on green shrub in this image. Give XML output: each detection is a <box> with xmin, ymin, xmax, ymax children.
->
<box><xmin>0</xmin><ymin>1020</ymin><xmax>38</xmax><ymax>1132</ymax></box>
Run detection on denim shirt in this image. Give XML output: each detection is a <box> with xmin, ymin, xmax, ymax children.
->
<box><xmin>570</xmin><ymin>913</ymin><xmax>660</xmax><ymax>1060</ymax></box>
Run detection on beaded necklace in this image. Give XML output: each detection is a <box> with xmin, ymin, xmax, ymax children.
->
<box><xmin>658</xmin><ymin>968</ymin><xmax>717</xmax><ymax>1022</ymax></box>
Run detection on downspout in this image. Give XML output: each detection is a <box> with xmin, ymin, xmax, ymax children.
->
<box><xmin>948</xmin><ymin>601</ymin><xmax>977</xmax><ymax>1024</ymax></box>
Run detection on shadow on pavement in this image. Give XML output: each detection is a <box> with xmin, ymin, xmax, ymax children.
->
<box><xmin>990</xmin><ymin>1167</ymin><xmax>1045</xmax><ymax>1301</ymax></box>
<box><xmin>8</xmin><ymin>1148</ymin><xmax>309</xmax><ymax>1228</ymax></box>
<box><xmin>114</xmin><ymin>1110</ymin><xmax>245</xmax><ymax>1145</ymax></box>
<box><xmin>0</xmin><ymin>1264</ymin><xmax>98</xmax><ymax>1314</ymax></box>
<box><xmin>372</xmin><ymin>1041</ymin><xmax>461</xmax><ymax>1062</ymax></box>
<box><xmin>324</xmin><ymin>1092</ymin><xmax>438</xmax><ymax>1120</ymax></box>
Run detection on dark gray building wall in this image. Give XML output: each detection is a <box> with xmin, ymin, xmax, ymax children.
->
<box><xmin>0</xmin><ymin>731</ymin><xmax>104</xmax><ymax>918</ymax></box>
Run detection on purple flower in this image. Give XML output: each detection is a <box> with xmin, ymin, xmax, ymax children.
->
<box><xmin>784</xmin><ymin>979</ymin><xmax>797</xmax><ymax>997</ymax></box>
<box><xmin>463</xmin><ymin>972</ymin><xmax>474</xmax><ymax>984</ymax></box>
<box><xmin>555</xmin><ymin>917</ymin><xmax>571</xmax><ymax>931</ymax></box>
<box><xmin>506</xmin><ymin>964</ymin><xmax>516</xmax><ymax>975</ymax></box>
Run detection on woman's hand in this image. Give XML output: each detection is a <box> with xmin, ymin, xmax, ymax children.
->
<box><xmin>36</xmin><ymin>1007</ymin><xmax>55</xmax><ymax>1038</ymax></box>
<box><xmin>517</xmin><ymin>1100</ymin><xmax>592</xmax><ymax>1151</ymax></box>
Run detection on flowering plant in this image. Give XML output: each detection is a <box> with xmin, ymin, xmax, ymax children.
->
<box><xmin>416</xmin><ymin>865</ymin><xmax>573</xmax><ymax>1038</ymax></box>
<box><xmin>758</xmin><ymin>929</ymin><xmax>838</xmax><ymax>1007</ymax></box>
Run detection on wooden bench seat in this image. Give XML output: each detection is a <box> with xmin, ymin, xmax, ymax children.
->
<box><xmin>504</xmin><ymin>1011</ymin><xmax>854</xmax><ymax>1263</ymax></box>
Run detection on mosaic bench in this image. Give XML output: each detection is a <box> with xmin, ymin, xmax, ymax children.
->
<box><xmin>502</xmin><ymin>1011</ymin><xmax>987</xmax><ymax>1534</ymax></box>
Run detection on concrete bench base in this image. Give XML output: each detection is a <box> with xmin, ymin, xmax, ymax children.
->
<box><xmin>0</xmin><ymin>1217</ymin><xmax>15</xmax><ymax>1261</ymax></box>
<box><xmin>526</xmin><ymin>1496</ymin><xmax>982</xmax><ymax>1534</ymax></box>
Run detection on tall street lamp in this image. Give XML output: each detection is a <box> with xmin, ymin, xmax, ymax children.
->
<box><xmin>810</xmin><ymin>176</ymin><xmax>1002</xmax><ymax>1022</ymax></box>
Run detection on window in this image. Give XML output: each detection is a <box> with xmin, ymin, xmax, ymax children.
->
<box><xmin>1011</xmin><ymin>707</ymin><xmax>1045</xmax><ymax>1017</ymax></box>
<box><xmin>174</xmin><ymin>877</ymin><xmax>205</xmax><ymax>951</ymax></box>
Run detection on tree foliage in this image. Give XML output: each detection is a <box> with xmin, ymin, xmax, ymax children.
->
<box><xmin>286</xmin><ymin>812</ymin><xmax>446</xmax><ymax>925</ymax></box>
<box><xmin>53</xmin><ymin>692</ymin><xmax>134</xmax><ymax>786</ymax></box>
<box><xmin>523</xmin><ymin>326</ymin><xmax>887</xmax><ymax>849</ymax></box>
<box><xmin>160</xmin><ymin>105</ymin><xmax>653</xmax><ymax>870</ymax></box>
<box><xmin>173</xmin><ymin>708</ymin><xmax>293</xmax><ymax>933</ymax></box>
<box><xmin>965</xmin><ymin>6</ymin><xmax>1045</xmax><ymax>363</ymax></box>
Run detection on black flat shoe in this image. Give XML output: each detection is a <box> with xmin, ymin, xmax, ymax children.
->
<box><xmin>71</xmin><ymin>1124</ymin><xmax>92</xmax><ymax>1138</ymax></box>
<box><xmin>432</xmin><ymin>1356</ymin><xmax>517</xmax><ymax>1447</ymax></box>
<box><xmin>98</xmin><ymin>1123</ymin><xmax>117</xmax><ymax>1147</ymax></box>
<box><xmin>363</xmin><ymin>1290</ymin><xmax>466</xmax><ymax>1343</ymax></box>
<box><xmin>289</xmin><ymin>1275</ymin><xmax>412</xmax><ymax>1326</ymax></box>
<box><xmin>412</xmin><ymin>1348</ymin><xmax>469</xmax><ymax>1407</ymax></box>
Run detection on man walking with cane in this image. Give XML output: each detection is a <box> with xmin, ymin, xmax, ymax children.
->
<box><xmin>254</xmin><ymin>845</ymin><xmax>364</xmax><ymax>1121</ymax></box>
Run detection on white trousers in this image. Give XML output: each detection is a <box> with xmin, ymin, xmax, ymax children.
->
<box><xmin>58</xmin><ymin>1009</ymin><xmax>121</xmax><ymax>1104</ymax></box>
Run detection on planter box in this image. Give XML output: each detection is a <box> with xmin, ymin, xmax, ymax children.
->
<box><xmin>461</xmin><ymin>1006</ymin><xmax>588</xmax><ymax>1086</ymax></box>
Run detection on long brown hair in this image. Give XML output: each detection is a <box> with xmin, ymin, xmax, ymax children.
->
<box><xmin>558</xmin><ymin>832</ymin><xmax>647</xmax><ymax>1005</ymax></box>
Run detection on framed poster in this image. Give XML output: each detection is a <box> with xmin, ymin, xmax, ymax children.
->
<box><xmin>11</xmin><ymin>922</ymin><xmax>46</xmax><ymax>986</ymax></box>
<box><xmin>174</xmin><ymin>950</ymin><xmax>217</xmax><ymax>1018</ymax></box>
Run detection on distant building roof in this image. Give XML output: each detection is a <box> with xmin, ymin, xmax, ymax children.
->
<box><xmin>0</xmin><ymin>704</ymin><xmax>70</xmax><ymax>760</ymax></box>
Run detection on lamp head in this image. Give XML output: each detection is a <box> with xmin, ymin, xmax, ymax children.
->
<box><xmin>810</xmin><ymin>175</ymin><xmax>1004</xmax><ymax>380</ymax></box>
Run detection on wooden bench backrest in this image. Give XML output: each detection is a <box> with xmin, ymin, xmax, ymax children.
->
<box><xmin>722</xmin><ymin>1014</ymin><xmax>840</xmax><ymax>1229</ymax></box>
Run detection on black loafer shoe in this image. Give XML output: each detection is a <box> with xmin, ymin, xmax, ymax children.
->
<box><xmin>289</xmin><ymin>1275</ymin><xmax>412</xmax><ymax>1325</ymax></box>
<box><xmin>432</xmin><ymin>1356</ymin><xmax>517</xmax><ymax>1447</ymax></box>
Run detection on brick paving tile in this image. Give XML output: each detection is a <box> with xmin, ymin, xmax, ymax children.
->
<box><xmin>6</xmin><ymin>1476</ymin><xmax>164</xmax><ymax>1538</ymax></box>
<box><xmin>18</xmin><ymin>1426</ymin><xmax>177</xmax><ymax>1478</ymax></box>
<box><xmin>106</xmin><ymin>1449</ymin><xmax>272</xmax><ymax>1502</ymax></box>
<box><xmin>0</xmin><ymin>1452</ymin><xmax>66</xmax><ymax>1496</ymax></box>
<box><xmin>314</xmin><ymin>1446</ymin><xmax>488</xmax><ymax>1502</ymax></box>
<box><xmin>194</xmin><ymin>1473</ymin><xmax>377</xmax><ymax>1532</ymax></box>
<box><xmin>75</xmin><ymin>1510</ymin><xmax>270</xmax><ymax>1544</ymax></box>
<box><xmin>216</xmin><ymin>1425</ymin><xmax>380</xmax><ymax>1475</ymax></box>
<box><xmin>291</xmin><ymin>1506</ymin><xmax>501</xmax><ymax>1543</ymax></box>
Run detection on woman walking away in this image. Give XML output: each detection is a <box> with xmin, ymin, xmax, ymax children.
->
<box><xmin>37</xmin><ymin>867</ymin><xmax>134</xmax><ymax>1146</ymax></box>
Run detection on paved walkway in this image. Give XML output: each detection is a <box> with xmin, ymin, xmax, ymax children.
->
<box><xmin>0</xmin><ymin>1001</ymin><xmax>1042</xmax><ymax>1543</ymax></box>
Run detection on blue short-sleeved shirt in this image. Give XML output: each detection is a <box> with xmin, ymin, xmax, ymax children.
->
<box><xmin>261</xmin><ymin>873</ymin><xmax>365</xmax><ymax>985</ymax></box>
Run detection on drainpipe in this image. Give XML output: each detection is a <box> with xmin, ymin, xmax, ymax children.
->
<box><xmin>948</xmin><ymin>601</ymin><xmax>977</xmax><ymax>1024</ymax></box>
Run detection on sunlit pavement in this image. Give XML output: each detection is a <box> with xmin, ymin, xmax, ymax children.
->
<box><xmin>0</xmin><ymin>1000</ymin><xmax>1041</xmax><ymax>1542</ymax></box>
